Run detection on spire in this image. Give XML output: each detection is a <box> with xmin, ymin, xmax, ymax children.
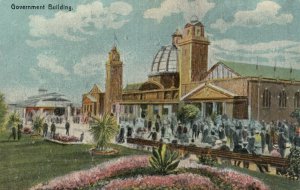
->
<box><xmin>113</xmin><ymin>32</ymin><xmax>119</xmax><ymax>47</ymax></box>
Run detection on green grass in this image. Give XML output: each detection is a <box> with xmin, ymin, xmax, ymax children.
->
<box><xmin>0</xmin><ymin>131</ymin><xmax>148</xmax><ymax>190</ymax></box>
<box><xmin>1</xmin><ymin>130</ymin><xmax>299</xmax><ymax>190</ymax></box>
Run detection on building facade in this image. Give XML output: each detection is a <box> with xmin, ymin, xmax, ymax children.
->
<box><xmin>83</xmin><ymin>19</ymin><xmax>300</xmax><ymax>122</ymax></box>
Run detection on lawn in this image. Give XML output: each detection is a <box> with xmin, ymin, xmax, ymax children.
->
<box><xmin>1</xmin><ymin>130</ymin><xmax>299</xmax><ymax>190</ymax></box>
<box><xmin>0</xmin><ymin>131</ymin><xmax>147</xmax><ymax>190</ymax></box>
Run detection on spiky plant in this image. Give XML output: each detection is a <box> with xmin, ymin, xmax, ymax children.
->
<box><xmin>32</xmin><ymin>110</ymin><xmax>46</xmax><ymax>135</ymax></box>
<box><xmin>89</xmin><ymin>114</ymin><xmax>119</xmax><ymax>151</ymax></box>
<box><xmin>149</xmin><ymin>144</ymin><xmax>180</xmax><ymax>174</ymax></box>
<box><xmin>6</xmin><ymin>111</ymin><xmax>21</xmax><ymax>129</ymax></box>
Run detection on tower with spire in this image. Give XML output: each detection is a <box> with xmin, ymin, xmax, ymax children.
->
<box><xmin>105</xmin><ymin>45</ymin><xmax>123</xmax><ymax>114</ymax></box>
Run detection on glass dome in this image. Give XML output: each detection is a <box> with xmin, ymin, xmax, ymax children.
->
<box><xmin>150</xmin><ymin>45</ymin><xmax>178</xmax><ymax>76</ymax></box>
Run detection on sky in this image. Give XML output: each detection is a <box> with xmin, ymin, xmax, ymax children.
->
<box><xmin>1</xmin><ymin>0</ymin><xmax>300</xmax><ymax>104</ymax></box>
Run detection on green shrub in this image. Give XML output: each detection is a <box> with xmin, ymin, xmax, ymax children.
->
<box><xmin>149</xmin><ymin>144</ymin><xmax>180</xmax><ymax>174</ymax></box>
<box><xmin>198</xmin><ymin>154</ymin><xmax>218</xmax><ymax>166</ymax></box>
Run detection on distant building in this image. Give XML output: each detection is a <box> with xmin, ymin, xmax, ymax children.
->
<box><xmin>83</xmin><ymin>19</ymin><xmax>300</xmax><ymax>122</ymax></box>
<box><xmin>82</xmin><ymin>84</ymin><xmax>105</xmax><ymax>117</ymax></box>
<box><xmin>11</xmin><ymin>89</ymin><xmax>79</xmax><ymax>123</ymax></box>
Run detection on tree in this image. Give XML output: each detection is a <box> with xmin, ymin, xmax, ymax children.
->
<box><xmin>0</xmin><ymin>93</ymin><xmax>7</xmax><ymax>131</ymax></box>
<box><xmin>177</xmin><ymin>103</ymin><xmax>200</xmax><ymax>126</ymax></box>
<box><xmin>291</xmin><ymin>109</ymin><xmax>300</xmax><ymax>124</ymax></box>
<box><xmin>89</xmin><ymin>114</ymin><xmax>119</xmax><ymax>151</ymax></box>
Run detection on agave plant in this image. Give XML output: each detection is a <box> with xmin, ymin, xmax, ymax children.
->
<box><xmin>149</xmin><ymin>144</ymin><xmax>180</xmax><ymax>174</ymax></box>
<box><xmin>89</xmin><ymin>114</ymin><xmax>119</xmax><ymax>151</ymax></box>
<box><xmin>32</xmin><ymin>110</ymin><xmax>46</xmax><ymax>135</ymax></box>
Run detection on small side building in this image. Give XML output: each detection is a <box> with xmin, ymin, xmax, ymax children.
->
<box><xmin>82</xmin><ymin>84</ymin><xmax>105</xmax><ymax>117</ymax></box>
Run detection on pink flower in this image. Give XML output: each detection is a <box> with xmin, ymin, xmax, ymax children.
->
<box><xmin>103</xmin><ymin>174</ymin><xmax>217</xmax><ymax>190</ymax></box>
<box><xmin>31</xmin><ymin>155</ymin><xmax>149</xmax><ymax>190</ymax></box>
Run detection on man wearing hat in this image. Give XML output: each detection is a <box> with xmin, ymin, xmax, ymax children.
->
<box><xmin>247</xmin><ymin>132</ymin><xmax>255</xmax><ymax>153</ymax></box>
<box><xmin>241</xmin><ymin>142</ymin><xmax>250</xmax><ymax>168</ymax></box>
<box><xmin>278</xmin><ymin>131</ymin><xmax>288</xmax><ymax>158</ymax></box>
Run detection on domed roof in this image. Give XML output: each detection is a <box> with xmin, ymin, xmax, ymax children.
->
<box><xmin>150</xmin><ymin>45</ymin><xmax>178</xmax><ymax>76</ymax></box>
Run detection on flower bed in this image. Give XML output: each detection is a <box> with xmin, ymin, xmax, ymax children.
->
<box><xmin>53</xmin><ymin>134</ymin><xmax>79</xmax><ymax>142</ymax></box>
<box><xmin>179</xmin><ymin>162</ymin><xmax>270</xmax><ymax>190</ymax></box>
<box><xmin>22</xmin><ymin>127</ymin><xmax>32</xmax><ymax>134</ymax></box>
<box><xmin>103</xmin><ymin>173</ymin><xmax>217</xmax><ymax>190</ymax></box>
<box><xmin>31</xmin><ymin>155</ymin><xmax>149</xmax><ymax>190</ymax></box>
<box><xmin>31</xmin><ymin>155</ymin><xmax>270</xmax><ymax>190</ymax></box>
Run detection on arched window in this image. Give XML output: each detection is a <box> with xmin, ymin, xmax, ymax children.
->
<box><xmin>262</xmin><ymin>89</ymin><xmax>271</xmax><ymax>108</ymax></box>
<box><xmin>279</xmin><ymin>90</ymin><xmax>287</xmax><ymax>108</ymax></box>
<box><xmin>295</xmin><ymin>92</ymin><xmax>300</xmax><ymax>108</ymax></box>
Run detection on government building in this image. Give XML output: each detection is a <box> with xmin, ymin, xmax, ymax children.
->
<box><xmin>82</xmin><ymin>19</ymin><xmax>300</xmax><ymax>122</ymax></box>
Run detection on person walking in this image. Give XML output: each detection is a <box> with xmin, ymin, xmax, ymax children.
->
<box><xmin>247</xmin><ymin>132</ymin><xmax>255</xmax><ymax>153</ymax></box>
<box><xmin>65</xmin><ymin>121</ymin><xmax>70</xmax><ymax>136</ymax></box>
<box><xmin>192</xmin><ymin>123</ymin><xmax>198</xmax><ymax>139</ymax></box>
<box><xmin>147</xmin><ymin>119</ymin><xmax>152</xmax><ymax>132</ymax></box>
<box><xmin>80</xmin><ymin>132</ymin><xmax>84</xmax><ymax>142</ymax></box>
<box><xmin>43</xmin><ymin>122</ymin><xmax>48</xmax><ymax>137</ymax></box>
<box><xmin>155</xmin><ymin>120</ymin><xmax>160</xmax><ymax>133</ymax></box>
<box><xmin>260</xmin><ymin>129</ymin><xmax>266</xmax><ymax>154</ymax></box>
<box><xmin>278</xmin><ymin>131</ymin><xmax>288</xmax><ymax>158</ymax></box>
<box><xmin>50</xmin><ymin>122</ymin><xmax>56</xmax><ymax>138</ymax></box>
<box><xmin>17</xmin><ymin>123</ymin><xmax>22</xmax><ymax>140</ymax></box>
<box><xmin>9</xmin><ymin>126</ymin><xmax>17</xmax><ymax>141</ymax></box>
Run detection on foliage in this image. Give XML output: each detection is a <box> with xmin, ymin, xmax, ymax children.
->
<box><xmin>6</xmin><ymin>111</ymin><xmax>21</xmax><ymax>129</ymax></box>
<box><xmin>286</xmin><ymin>147</ymin><xmax>300</xmax><ymax>179</ymax></box>
<box><xmin>0</xmin><ymin>93</ymin><xmax>7</xmax><ymax>130</ymax></box>
<box><xmin>22</xmin><ymin>127</ymin><xmax>33</xmax><ymax>134</ymax></box>
<box><xmin>198</xmin><ymin>154</ymin><xmax>218</xmax><ymax>167</ymax></box>
<box><xmin>177</xmin><ymin>103</ymin><xmax>200</xmax><ymax>125</ymax></box>
<box><xmin>149</xmin><ymin>144</ymin><xmax>180</xmax><ymax>174</ymax></box>
<box><xmin>290</xmin><ymin>109</ymin><xmax>300</xmax><ymax>124</ymax></box>
<box><xmin>89</xmin><ymin>114</ymin><xmax>119</xmax><ymax>150</ymax></box>
<box><xmin>32</xmin><ymin>115</ymin><xmax>45</xmax><ymax>135</ymax></box>
<box><xmin>53</xmin><ymin>134</ymin><xmax>79</xmax><ymax>142</ymax></box>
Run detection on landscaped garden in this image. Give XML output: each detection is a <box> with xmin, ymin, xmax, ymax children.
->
<box><xmin>0</xmin><ymin>131</ymin><xmax>148</xmax><ymax>190</ymax></box>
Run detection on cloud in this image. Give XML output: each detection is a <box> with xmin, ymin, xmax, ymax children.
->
<box><xmin>26</xmin><ymin>39</ymin><xmax>50</xmax><ymax>48</ymax></box>
<box><xmin>211</xmin><ymin>1</ymin><xmax>293</xmax><ymax>33</ymax></box>
<box><xmin>209</xmin><ymin>38</ymin><xmax>300</xmax><ymax>68</ymax></box>
<box><xmin>144</xmin><ymin>0</ymin><xmax>215</xmax><ymax>22</ymax></box>
<box><xmin>73</xmin><ymin>53</ymin><xmax>105</xmax><ymax>76</ymax></box>
<box><xmin>2</xmin><ymin>86</ymin><xmax>38</xmax><ymax>103</ymax></box>
<box><xmin>29</xmin><ymin>1</ymin><xmax>133</xmax><ymax>41</ymax></box>
<box><xmin>37</xmin><ymin>54</ymin><xmax>69</xmax><ymax>76</ymax></box>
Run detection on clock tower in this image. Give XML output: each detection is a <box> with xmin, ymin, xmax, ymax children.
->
<box><xmin>105</xmin><ymin>46</ymin><xmax>123</xmax><ymax>114</ymax></box>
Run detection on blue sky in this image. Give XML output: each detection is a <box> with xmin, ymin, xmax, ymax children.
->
<box><xmin>1</xmin><ymin>0</ymin><xmax>300</xmax><ymax>104</ymax></box>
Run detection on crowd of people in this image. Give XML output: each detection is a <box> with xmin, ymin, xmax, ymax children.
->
<box><xmin>116</xmin><ymin>114</ymin><xmax>300</xmax><ymax>159</ymax></box>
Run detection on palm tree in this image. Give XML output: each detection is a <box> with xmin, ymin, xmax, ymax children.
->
<box><xmin>6</xmin><ymin>111</ymin><xmax>21</xmax><ymax>129</ymax></box>
<box><xmin>89</xmin><ymin>114</ymin><xmax>119</xmax><ymax>151</ymax></box>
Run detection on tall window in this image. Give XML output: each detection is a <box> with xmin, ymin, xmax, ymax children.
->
<box><xmin>295</xmin><ymin>92</ymin><xmax>300</xmax><ymax>108</ymax></box>
<box><xmin>279</xmin><ymin>90</ymin><xmax>287</xmax><ymax>108</ymax></box>
<box><xmin>262</xmin><ymin>89</ymin><xmax>271</xmax><ymax>108</ymax></box>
